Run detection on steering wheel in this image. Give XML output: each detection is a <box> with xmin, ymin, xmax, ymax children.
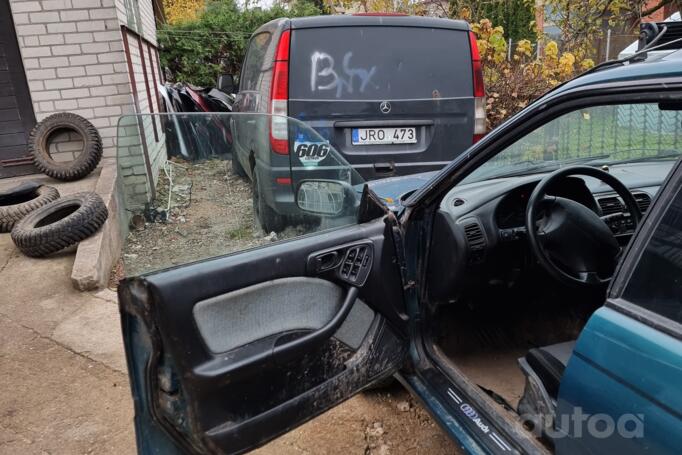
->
<box><xmin>525</xmin><ymin>165</ymin><xmax>642</xmax><ymax>287</ymax></box>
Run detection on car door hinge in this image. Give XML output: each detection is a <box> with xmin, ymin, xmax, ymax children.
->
<box><xmin>387</xmin><ymin>214</ymin><xmax>409</xmax><ymax>281</ymax></box>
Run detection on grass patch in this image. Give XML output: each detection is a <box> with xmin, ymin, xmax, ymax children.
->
<box><xmin>226</xmin><ymin>225</ymin><xmax>251</xmax><ymax>240</ymax></box>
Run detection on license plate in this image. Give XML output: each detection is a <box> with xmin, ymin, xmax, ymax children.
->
<box><xmin>352</xmin><ymin>127</ymin><xmax>417</xmax><ymax>145</ymax></box>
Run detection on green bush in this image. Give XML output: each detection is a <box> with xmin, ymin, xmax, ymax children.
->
<box><xmin>159</xmin><ymin>0</ymin><xmax>323</xmax><ymax>87</ymax></box>
<box><xmin>450</xmin><ymin>0</ymin><xmax>535</xmax><ymax>41</ymax></box>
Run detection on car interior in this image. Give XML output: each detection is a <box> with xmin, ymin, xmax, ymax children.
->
<box><xmin>420</xmin><ymin>102</ymin><xmax>682</xmax><ymax>447</ymax></box>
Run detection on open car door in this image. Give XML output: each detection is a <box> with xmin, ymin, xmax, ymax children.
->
<box><xmin>555</xmin><ymin>159</ymin><xmax>682</xmax><ymax>453</ymax></box>
<box><xmin>118</xmin><ymin>215</ymin><xmax>408</xmax><ymax>454</ymax></box>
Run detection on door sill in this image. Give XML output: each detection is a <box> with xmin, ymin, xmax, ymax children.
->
<box><xmin>415</xmin><ymin>342</ymin><xmax>550</xmax><ymax>455</ymax></box>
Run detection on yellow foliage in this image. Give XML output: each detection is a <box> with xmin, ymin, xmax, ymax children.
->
<box><xmin>471</xmin><ymin>20</ymin><xmax>594</xmax><ymax>129</ymax></box>
<box><xmin>580</xmin><ymin>59</ymin><xmax>596</xmax><ymax>70</ymax></box>
<box><xmin>515</xmin><ymin>39</ymin><xmax>532</xmax><ymax>58</ymax></box>
<box><xmin>163</xmin><ymin>0</ymin><xmax>206</xmax><ymax>24</ymax></box>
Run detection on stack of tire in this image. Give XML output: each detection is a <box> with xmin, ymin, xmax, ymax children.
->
<box><xmin>0</xmin><ymin>113</ymin><xmax>108</xmax><ymax>257</ymax></box>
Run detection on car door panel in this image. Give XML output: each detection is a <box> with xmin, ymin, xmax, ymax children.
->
<box><xmin>192</xmin><ymin>277</ymin><xmax>374</xmax><ymax>354</ymax></box>
<box><xmin>119</xmin><ymin>218</ymin><xmax>407</xmax><ymax>454</ymax></box>
<box><xmin>556</xmin><ymin>160</ymin><xmax>682</xmax><ymax>454</ymax></box>
<box><xmin>556</xmin><ymin>307</ymin><xmax>682</xmax><ymax>454</ymax></box>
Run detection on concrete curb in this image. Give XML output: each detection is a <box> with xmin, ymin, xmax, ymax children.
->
<box><xmin>71</xmin><ymin>160</ymin><xmax>122</xmax><ymax>291</ymax></box>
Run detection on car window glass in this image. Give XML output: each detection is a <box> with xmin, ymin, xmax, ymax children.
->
<box><xmin>464</xmin><ymin>103</ymin><xmax>682</xmax><ymax>184</ymax></box>
<box><xmin>116</xmin><ymin>113</ymin><xmax>365</xmax><ymax>276</ymax></box>
<box><xmin>289</xmin><ymin>27</ymin><xmax>472</xmax><ymax>100</ymax></box>
<box><xmin>240</xmin><ymin>32</ymin><xmax>271</xmax><ymax>92</ymax></box>
<box><xmin>622</xmin><ymin>184</ymin><xmax>682</xmax><ymax>324</ymax></box>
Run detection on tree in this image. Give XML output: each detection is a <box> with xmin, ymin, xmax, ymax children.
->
<box><xmin>324</xmin><ymin>0</ymin><xmax>429</xmax><ymax>15</ymax></box>
<box><xmin>472</xmin><ymin>19</ymin><xmax>594</xmax><ymax>129</ymax></box>
<box><xmin>159</xmin><ymin>0</ymin><xmax>323</xmax><ymax>86</ymax></box>
<box><xmin>544</xmin><ymin>0</ymin><xmax>682</xmax><ymax>54</ymax></box>
<box><xmin>450</xmin><ymin>0</ymin><xmax>536</xmax><ymax>41</ymax></box>
<box><xmin>163</xmin><ymin>0</ymin><xmax>207</xmax><ymax>24</ymax></box>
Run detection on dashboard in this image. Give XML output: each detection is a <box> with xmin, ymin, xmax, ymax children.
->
<box><xmin>494</xmin><ymin>177</ymin><xmax>598</xmax><ymax>229</ymax></box>
<box><xmin>426</xmin><ymin>161</ymin><xmax>676</xmax><ymax>301</ymax></box>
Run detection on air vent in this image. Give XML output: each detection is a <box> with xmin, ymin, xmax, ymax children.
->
<box><xmin>598</xmin><ymin>196</ymin><xmax>623</xmax><ymax>216</ymax></box>
<box><xmin>463</xmin><ymin>221</ymin><xmax>486</xmax><ymax>250</ymax></box>
<box><xmin>598</xmin><ymin>193</ymin><xmax>651</xmax><ymax>217</ymax></box>
<box><xmin>463</xmin><ymin>221</ymin><xmax>486</xmax><ymax>264</ymax></box>
<box><xmin>634</xmin><ymin>192</ymin><xmax>651</xmax><ymax>213</ymax></box>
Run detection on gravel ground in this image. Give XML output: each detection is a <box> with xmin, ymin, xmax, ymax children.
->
<box><xmin>123</xmin><ymin>159</ymin><xmax>286</xmax><ymax>276</ymax></box>
<box><xmin>121</xmin><ymin>158</ymin><xmax>459</xmax><ymax>454</ymax></box>
<box><xmin>255</xmin><ymin>384</ymin><xmax>458</xmax><ymax>455</ymax></box>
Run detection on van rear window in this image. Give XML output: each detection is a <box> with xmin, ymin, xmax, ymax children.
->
<box><xmin>289</xmin><ymin>26</ymin><xmax>472</xmax><ymax>101</ymax></box>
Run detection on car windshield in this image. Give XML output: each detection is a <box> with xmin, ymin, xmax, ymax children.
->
<box><xmin>464</xmin><ymin>103</ymin><xmax>682</xmax><ymax>184</ymax></box>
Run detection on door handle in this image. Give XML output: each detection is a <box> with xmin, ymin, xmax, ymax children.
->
<box><xmin>374</xmin><ymin>162</ymin><xmax>395</xmax><ymax>174</ymax></box>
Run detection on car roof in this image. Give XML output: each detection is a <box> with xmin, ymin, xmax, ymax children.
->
<box><xmin>266</xmin><ymin>15</ymin><xmax>469</xmax><ymax>31</ymax></box>
<box><xmin>541</xmin><ymin>49</ymin><xmax>682</xmax><ymax>101</ymax></box>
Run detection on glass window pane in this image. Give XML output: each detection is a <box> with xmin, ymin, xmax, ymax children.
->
<box><xmin>623</xmin><ymin>185</ymin><xmax>682</xmax><ymax>324</ymax></box>
<box><xmin>117</xmin><ymin>112</ymin><xmax>364</xmax><ymax>276</ymax></box>
<box><xmin>289</xmin><ymin>27</ymin><xmax>472</xmax><ymax>100</ymax></box>
<box><xmin>240</xmin><ymin>33</ymin><xmax>271</xmax><ymax>92</ymax></box>
<box><xmin>465</xmin><ymin>103</ymin><xmax>682</xmax><ymax>184</ymax></box>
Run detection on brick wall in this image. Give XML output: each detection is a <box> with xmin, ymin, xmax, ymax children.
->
<box><xmin>9</xmin><ymin>0</ymin><xmax>136</xmax><ymax>160</ymax></box>
<box><xmin>116</xmin><ymin>25</ymin><xmax>165</xmax><ymax>209</ymax></box>
<box><xmin>9</xmin><ymin>0</ymin><xmax>167</xmax><ymax>211</ymax></box>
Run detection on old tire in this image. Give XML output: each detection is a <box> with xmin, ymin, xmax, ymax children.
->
<box><xmin>0</xmin><ymin>182</ymin><xmax>60</xmax><ymax>233</ymax></box>
<box><xmin>11</xmin><ymin>192</ymin><xmax>108</xmax><ymax>258</ymax></box>
<box><xmin>29</xmin><ymin>113</ymin><xmax>103</xmax><ymax>181</ymax></box>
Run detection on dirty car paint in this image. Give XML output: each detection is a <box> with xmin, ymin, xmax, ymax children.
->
<box><xmin>366</xmin><ymin>171</ymin><xmax>438</xmax><ymax>211</ymax></box>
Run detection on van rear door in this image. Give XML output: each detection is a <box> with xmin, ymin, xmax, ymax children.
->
<box><xmin>288</xmin><ymin>20</ymin><xmax>476</xmax><ymax>181</ymax></box>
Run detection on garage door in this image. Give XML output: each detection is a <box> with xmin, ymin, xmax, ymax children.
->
<box><xmin>0</xmin><ymin>1</ymin><xmax>36</xmax><ymax>178</ymax></box>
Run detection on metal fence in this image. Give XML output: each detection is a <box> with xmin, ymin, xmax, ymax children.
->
<box><xmin>505</xmin><ymin>31</ymin><xmax>640</xmax><ymax>63</ymax></box>
<box><xmin>499</xmin><ymin>104</ymin><xmax>682</xmax><ymax>164</ymax></box>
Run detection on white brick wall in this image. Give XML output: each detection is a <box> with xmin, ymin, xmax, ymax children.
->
<box><xmin>9</xmin><ymin>0</ymin><xmax>162</xmax><ymax>165</ymax></box>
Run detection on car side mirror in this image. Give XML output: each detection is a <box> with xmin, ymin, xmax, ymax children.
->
<box><xmin>217</xmin><ymin>74</ymin><xmax>236</xmax><ymax>94</ymax></box>
<box><xmin>295</xmin><ymin>180</ymin><xmax>357</xmax><ymax>216</ymax></box>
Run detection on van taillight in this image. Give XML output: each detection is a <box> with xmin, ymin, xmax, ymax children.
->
<box><xmin>469</xmin><ymin>31</ymin><xmax>486</xmax><ymax>142</ymax></box>
<box><xmin>270</xmin><ymin>30</ymin><xmax>290</xmax><ymax>154</ymax></box>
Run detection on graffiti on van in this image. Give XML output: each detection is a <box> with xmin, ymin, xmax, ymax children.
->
<box><xmin>310</xmin><ymin>51</ymin><xmax>377</xmax><ymax>98</ymax></box>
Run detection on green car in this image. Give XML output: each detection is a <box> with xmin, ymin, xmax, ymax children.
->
<box><xmin>118</xmin><ymin>24</ymin><xmax>682</xmax><ymax>455</ymax></box>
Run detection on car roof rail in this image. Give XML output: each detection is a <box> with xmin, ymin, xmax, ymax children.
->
<box><xmin>634</xmin><ymin>21</ymin><xmax>682</xmax><ymax>61</ymax></box>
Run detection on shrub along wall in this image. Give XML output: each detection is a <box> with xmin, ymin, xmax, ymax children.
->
<box><xmin>158</xmin><ymin>0</ymin><xmax>322</xmax><ymax>87</ymax></box>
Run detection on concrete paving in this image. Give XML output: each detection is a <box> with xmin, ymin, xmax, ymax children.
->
<box><xmin>0</xmin><ymin>232</ymin><xmax>135</xmax><ymax>454</ymax></box>
<box><xmin>0</xmin><ymin>172</ymin><xmax>455</xmax><ymax>454</ymax></box>
<box><xmin>0</xmin><ymin>168</ymin><xmax>99</xmax><ymax>199</ymax></box>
